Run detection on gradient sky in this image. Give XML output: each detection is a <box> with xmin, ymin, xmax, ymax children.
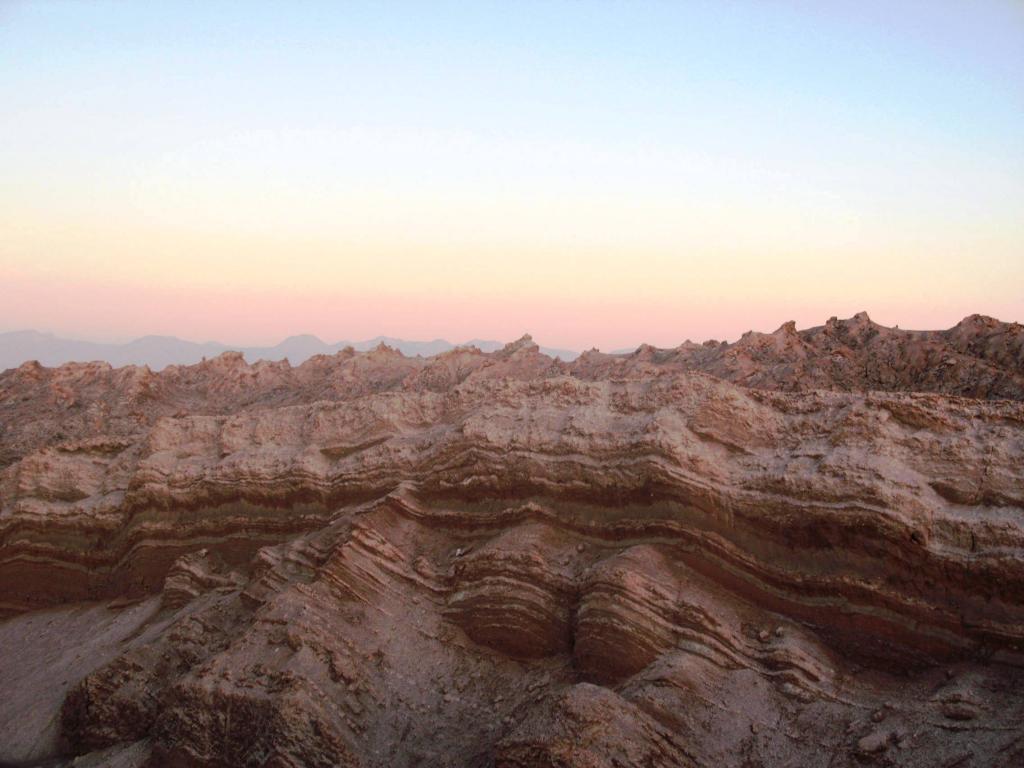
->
<box><xmin>2</xmin><ymin>1</ymin><xmax>1022</xmax><ymax>350</ymax></box>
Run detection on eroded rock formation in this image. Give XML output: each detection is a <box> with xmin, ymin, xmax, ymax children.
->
<box><xmin>1</xmin><ymin>315</ymin><xmax>1023</xmax><ymax>767</ymax></box>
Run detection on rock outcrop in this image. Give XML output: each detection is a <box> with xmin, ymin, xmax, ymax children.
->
<box><xmin>1</xmin><ymin>315</ymin><xmax>1023</xmax><ymax>767</ymax></box>
<box><xmin>575</xmin><ymin>313</ymin><xmax>1024</xmax><ymax>400</ymax></box>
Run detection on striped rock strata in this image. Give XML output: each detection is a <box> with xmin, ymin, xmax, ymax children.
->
<box><xmin>0</xmin><ymin>325</ymin><xmax>1023</xmax><ymax>767</ymax></box>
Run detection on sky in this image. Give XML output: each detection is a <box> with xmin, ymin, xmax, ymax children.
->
<box><xmin>1</xmin><ymin>1</ymin><xmax>1022</xmax><ymax>350</ymax></box>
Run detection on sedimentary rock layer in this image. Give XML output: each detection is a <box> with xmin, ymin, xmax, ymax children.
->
<box><xmin>1</xmin><ymin>320</ymin><xmax>1023</xmax><ymax>767</ymax></box>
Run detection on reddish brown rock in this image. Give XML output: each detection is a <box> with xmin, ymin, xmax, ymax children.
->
<box><xmin>1</xmin><ymin>317</ymin><xmax>1023</xmax><ymax>766</ymax></box>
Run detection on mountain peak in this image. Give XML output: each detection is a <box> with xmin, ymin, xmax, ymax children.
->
<box><xmin>499</xmin><ymin>334</ymin><xmax>539</xmax><ymax>356</ymax></box>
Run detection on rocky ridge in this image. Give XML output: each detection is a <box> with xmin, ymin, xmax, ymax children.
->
<box><xmin>1</xmin><ymin>314</ymin><xmax>1023</xmax><ymax>767</ymax></box>
<box><xmin>575</xmin><ymin>312</ymin><xmax>1024</xmax><ymax>400</ymax></box>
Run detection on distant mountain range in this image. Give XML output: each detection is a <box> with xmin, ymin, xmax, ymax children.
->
<box><xmin>0</xmin><ymin>330</ymin><xmax>579</xmax><ymax>372</ymax></box>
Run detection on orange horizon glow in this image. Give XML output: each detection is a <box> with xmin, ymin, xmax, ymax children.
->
<box><xmin>4</xmin><ymin>263</ymin><xmax>1020</xmax><ymax>352</ymax></box>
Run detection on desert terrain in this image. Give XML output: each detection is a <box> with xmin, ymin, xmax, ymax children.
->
<box><xmin>1</xmin><ymin>313</ymin><xmax>1023</xmax><ymax>767</ymax></box>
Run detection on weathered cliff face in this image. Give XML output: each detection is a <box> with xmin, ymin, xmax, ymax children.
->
<box><xmin>1</xmin><ymin>317</ymin><xmax>1023</xmax><ymax>767</ymax></box>
<box><xmin>574</xmin><ymin>313</ymin><xmax>1024</xmax><ymax>400</ymax></box>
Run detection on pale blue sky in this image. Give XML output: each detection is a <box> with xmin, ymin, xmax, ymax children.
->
<box><xmin>1</xmin><ymin>1</ymin><xmax>1022</xmax><ymax>347</ymax></box>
